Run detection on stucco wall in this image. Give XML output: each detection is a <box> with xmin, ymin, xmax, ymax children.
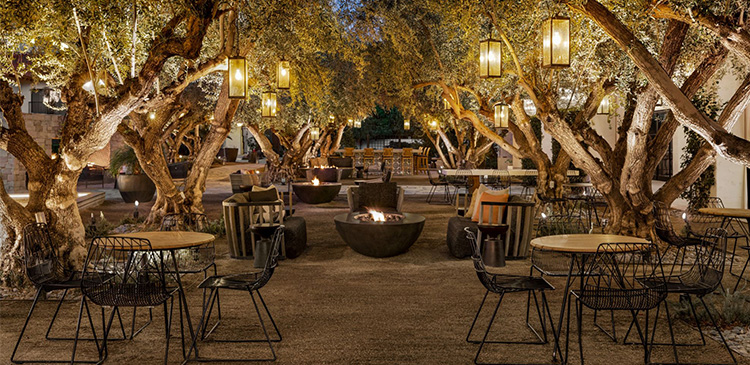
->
<box><xmin>0</xmin><ymin>113</ymin><xmax>63</xmax><ymax>193</ymax></box>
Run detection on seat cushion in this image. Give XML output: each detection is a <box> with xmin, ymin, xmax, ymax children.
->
<box><xmin>447</xmin><ymin>216</ymin><xmax>477</xmax><ymax>258</ymax></box>
<box><xmin>472</xmin><ymin>191</ymin><xmax>510</xmax><ymax>223</ymax></box>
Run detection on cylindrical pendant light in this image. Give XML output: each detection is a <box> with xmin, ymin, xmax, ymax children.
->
<box><xmin>443</xmin><ymin>97</ymin><xmax>451</xmax><ymax>110</ymax></box>
<box><xmin>347</xmin><ymin>118</ymin><xmax>354</xmax><ymax>127</ymax></box>
<box><xmin>541</xmin><ymin>16</ymin><xmax>571</xmax><ymax>68</ymax></box>
<box><xmin>228</xmin><ymin>56</ymin><xmax>247</xmax><ymax>99</ymax></box>
<box><xmin>354</xmin><ymin>119</ymin><xmax>362</xmax><ymax>128</ymax></box>
<box><xmin>429</xmin><ymin>120</ymin><xmax>438</xmax><ymax>131</ymax></box>
<box><xmin>494</xmin><ymin>103</ymin><xmax>509</xmax><ymax>128</ymax></box>
<box><xmin>404</xmin><ymin>119</ymin><xmax>410</xmax><ymax>130</ymax></box>
<box><xmin>277</xmin><ymin>60</ymin><xmax>290</xmax><ymax>89</ymax></box>
<box><xmin>479</xmin><ymin>38</ymin><xmax>503</xmax><ymax>78</ymax></box>
<box><xmin>310</xmin><ymin>127</ymin><xmax>320</xmax><ymax>141</ymax></box>
<box><xmin>261</xmin><ymin>91</ymin><xmax>277</xmax><ymax>117</ymax></box>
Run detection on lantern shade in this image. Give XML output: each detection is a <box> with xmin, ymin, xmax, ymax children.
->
<box><xmin>277</xmin><ymin>60</ymin><xmax>290</xmax><ymax>89</ymax></box>
<box><xmin>310</xmin><ymin>127</ymin><xmax>320</xmax><ymax>141</ymax></box>
<box><xmin>542</xmin><ymin>16</ymin><xmax>571</xmax><ymax>68</ymax></box>
<box><xmin>404</xmin><ymin>119</ymin><xmax>410</xmax><ymax>130</ymax></box>
<box><xmin>494</xmin><ymin>103</ymin><xmax>509</xmax><ymax>128</ymax></box>
<box><xmin>354</xmin><ymin>119</ymin><xmax>362</xmax><ymax>128</ymax></box>
<box><xmin>597</xmin><ymin>96</ymin><xmax>611</xmax><ymax>115</ymax></box>
<box><xmin>228</xmin><ymin>57</ymin><xmax>247</xmax><ymax>99</ymax></box>
<box><xmin>479</xmin><ymin>38</ymin><xmax>503</xmax><ymax>78</ymax></box>
<box><xmin>261</xmin><ymin>92</ymin><xmax>277</xmax><ymax>117</ymax></box>
<box><xmin>443</xmin><ymin>98</ymin><xmax>450</xmax><ymax>110</ymax></box>
<box><xmin>429</xmin><ymin>120</ymin><xmax>438</xmax><ymax>131</ymax></box>
<box><xmin>347</xmin><ymin>118</ymin><xmax>354</xmax><ymax>127</ymax></box>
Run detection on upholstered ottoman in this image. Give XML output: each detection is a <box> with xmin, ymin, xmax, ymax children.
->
<box><xmin>283</xmin><ymin>216</ymin><xmax>307</xmax><ymax>259</ymax></box>
<box><xmin>446</xmin><ymin>216</ymin><xmax>478</xmax><ymax>258</ymax></box>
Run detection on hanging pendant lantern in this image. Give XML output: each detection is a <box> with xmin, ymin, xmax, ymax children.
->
<box><xmin>228</xmin><ymin>56</ymin><xmax>247</xmax><ymax>99</ymax></box>
<box><xmin>347</xmin><ymin>118</ymin><xmax>354</xmax><ymax>127</ymax></box>
<box><xmin>494</xmin><ymin>103</ymin><xmax>509</xmax><ymax>128</ymax></box>
<box><xmin>354</xmin><ymin>119</ymin><xmax>362</xmax><ymax>128</ymax></box>
<box><xmin>310</xmin><ymin>127</ymin><xmax>320</xmax><ymax>141</ymax></box>
<box><xmin>443</xmin><ymin>97</ymin><xmax>451</xmax><ymax>110</ymax></box>
<box><xmin>479</xmin><ymin>38</ymin><xmax>503</xmax><ymax>78</ymax></box>
<box><xmin>429</xmin><ymin>120</ymin><xmax>438</xmax><ymax>131</ymax></box>
<box><xmin>261</xmin><ymin>91</ymin><xmax>277</xmax><ymax>117</ymax></box>
<box><xmin>277</xmin><ymin>60</ymin><xmax>290</xmax><ymax>89</ymax></box>
<box><xmin>404</xmin><ymin>119</ymin><xmax>410</xmax><ymax>130</ymax></box>
<box><xmin>597</xmin><ymin>95</ymin><xmax>611</xmax><ymax>115</ymax></box>
<box><xmin>541</xmin><ymin>16</ymin><xmax>571</xmax><ymax>68</ymax></box>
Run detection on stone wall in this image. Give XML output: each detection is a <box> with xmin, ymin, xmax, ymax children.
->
<box><xmin>0</xmin><ymin>113</ymin><xmax>63</xmax><ymax>193</ymax></box>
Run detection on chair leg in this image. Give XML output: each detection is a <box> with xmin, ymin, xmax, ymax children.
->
<box><xmin>474</xmin><ymin>292</ymin><xmax>504</xmax><ymax>365</ymax></box>
<box><xmin>10</xmin><ymin>288</ymin><xmax>42</xmax><ymax>364</ymax></box>
<box><xmin>699</xmin><ymin>297</ymin><xmax>737</xmax><ymax>364</ymax></box>
<box><xmin>249</xmin><ymin>290</ymin><xmax>277</xmax><ymax>361</ymax></box>
<box><xmin>257</xmin><ymin>290</ymin><xmax>282</xmax><ymax>342</ymax></box>
<box><xmin>163</xmin><ymin>299</ymin><xmax>173</xmax><ymax>365</ymax></box>
<box><xmin>733</xmin><ymin>255</ymin><xmax>750</xmax><ymax>292</ymax></box>
<box><xmin>45</xmin><ymin>290</ymin><xmax>126</xmax><ymax>342</ymax></box>
<box><xmin>466</xmin><ymin>289</ymin><xmax>490</xmax><ymax>343</ymax></box>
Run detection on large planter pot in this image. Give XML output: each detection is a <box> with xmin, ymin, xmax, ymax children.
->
<box><xmin>292</xmin><ymin>182</ymin><xmax>341</xmax><ymax>204</ymax></box>
<box><xmin>116</xmin><ymin>174</ymin><xmax>156</xmax><ymax>203</ymax></box>
<box><xmin>168</xmin><ymin>161</ymin><xmax>191</xmax><ymax>179</ymax></box>
<box><xmin>217</xmin><ymin>148</ymin><xmax>239</xmax><ymax>162</ymax></box>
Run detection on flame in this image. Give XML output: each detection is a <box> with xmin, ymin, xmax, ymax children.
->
<box><xmin>311</xmin><ymin>177</ymin><xmax>320</xmax><ymax>186</ymax></box>
<box><xmin>369</xmin><ymin>210</ymin><xmax>385</xmax><ymax>222</ymax></box>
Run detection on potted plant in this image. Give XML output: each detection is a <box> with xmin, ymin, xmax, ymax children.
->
<box><xmin>109</xmin><ymin>146</ymin><xmax>156</xmax><ymax>203</ymax></box>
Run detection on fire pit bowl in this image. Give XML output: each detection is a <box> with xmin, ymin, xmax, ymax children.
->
<box><xmin>292</xmin><ymin>181</ymin><xmax>342</xmax><ymax>204</ymax></box>
<box><xmin>334</xmin><ymin>212</ymin><xmax>425</xmax><ymax>257</ymax></box>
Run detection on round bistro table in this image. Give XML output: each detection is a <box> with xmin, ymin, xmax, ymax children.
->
<box><xmin>108</xmin><ymin>231</ymin><xmax>215</xmax><ymax>358</ymax></box>
<box><xmin>530</xmin><ymin>234</ymin><xmax>650</xmax><ymax>361</ymax></box>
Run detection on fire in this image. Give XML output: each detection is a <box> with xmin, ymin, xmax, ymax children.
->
<box><xmin>313</xmin><ymin>165</ymin><xmax>335</xmax><ymax>168</ymax></box>
<box><xmin>369</xmin><ymin>209</ymin><xmax>386</xmax><ymax>222</ymax></box>
<box><xmin>311</xmin><ymin>177</ymin><xmax>320</xmax><ymax>186</ymax></box>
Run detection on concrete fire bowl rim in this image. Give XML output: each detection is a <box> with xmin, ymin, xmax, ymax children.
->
<box><xmin>292</xmin><ymin>182</ymin><xmax>342</xmax><ymax>204</ymax></box>
<box><xmin>334</xmin><ymin>212</ymin><xmax>426</xmax><ymax>258</ymax></box>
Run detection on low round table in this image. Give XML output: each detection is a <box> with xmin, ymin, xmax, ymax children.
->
<box><xmin>292</xmin><ymin>182</ymin><xmax>342</xmax><ymax>204</ymax></box>
<box><xmin>334</xmin><ymin>212</ymin><xmax>425</xmax><ymax>257</ymax></box>
<box><xmin>249</xmin><ymin>223</ymin><xmax>281</xmax><ymax>268</ymax></box>
<box><xmin>529</xmin><ymin>233</ymin><xmax>650</xmax><ymax>360</ymax></box>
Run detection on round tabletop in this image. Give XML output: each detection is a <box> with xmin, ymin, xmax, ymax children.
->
<box><xmin>530</xmin><ymin>234</ymin><xmax>649</xmax><ymax>253</ymax></box>
<box><xmin>698</xmin><ymin>207</ymin><xmax>750</xmax><ymax>220</ymax></box>
<box><xmin>108</xmin><ymin>231</ymin><xmax>216</xmax><ymax>250</ymax></box>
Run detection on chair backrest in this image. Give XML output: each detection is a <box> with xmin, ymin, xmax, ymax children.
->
<box><xmin>383</xmin><ymin>148</ymin><xmax>393</xmax><ymax>157</ymax></box>
<box><xmin>344</xmin><ymin>147</ymin><xmax>355</xmax><ymax>157</ymax></box>
<box><xmin>364</xmin><ymin>148</ymin><xmax>374</xmax><ymax>157</ymax></box>
<box><xmin>681</xmin><ymin>227</ymin><xmax>727</xmax><ymax>293</ymax></box>
<box><xmin>581</xmin><ymin>242</ymin><xmax>667</xmax><ymax>310</ymax></box>
<box><xmin>478</xmin><ymin>200</ymin><xmax>536</xmax><ymax>258</ymax></box>
<box><xmin>464</xmin><ymin>228</ymin><xmax>493</xmax><ymax>290</ymax></box>
<box><xmin>22</xmin><ymin>223</ymin><xmax>68</xmax><ymax>286</ymax></box>
<box><xmin>222</xmin><ymin>197</ymin><xmax>284</xmax><ymax>258</ymax></box>
<box><xmin>653</xmin><ymin>201</ymin><xmax>681</xmax><ymax>244</ymax></box>
<box><xmin>253</xmin><ymin>226</ymin><xmax>285</xmax><ymax>291</ymax></box>
<box><xmin>82</xmin><ymin>236</ymin><xmax>170</xmax><ymax>307</ymax></box>
<box><xmin>402</xmin><ymin>148</ymin><xmax>413</xmax><ymax>157</ymax></box>
<box><xmin>427</xmin><ymin>169</ymin><xmax>442</xmax><ymax>184</ymax></box>
<box><xmin>160</xmin><ymin>213</ymin><xmax>208</xmax><ymax>232</ymax></box>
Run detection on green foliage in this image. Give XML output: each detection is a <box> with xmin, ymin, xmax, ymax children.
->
<box><xmin>108</xmin><ymin>146</ymin><xmax>142</xmax><ymax>176</ymax></box>
<box><xmin>671</xmin><ymin>289</ymin><xmax>750</xmax><ymax>327</ymax></box>
<box><xmin>201</xmin><ymin>216</ymin><xmax>226</xmax><ymax>237</ymax></box>
<box><xmin>84</xmin><ymin>216</ymin><xmax>116</xmax><ymax>238</ymax></box>
<box><xmin>680</xmin><ymin>93</ymin><xmax>720</xmax><ymax>209</ymax></box>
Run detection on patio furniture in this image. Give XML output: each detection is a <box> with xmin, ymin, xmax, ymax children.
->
<box><xmin>382</xmin><ymin>148</ymin><xmax>394</xmax><ymax>170</ymax></box>
<box><xmin>401</xmin><ymin>148</ymin><xmax>414</xmax><ymax>174</ymax></box>
<box><xmin>327</xmin><ymin>156</ymin><xmax>354</xmax><ymax>179</ymax></box>
<box><xmin>354</xmin><ymin>168</ymin><xmax>392</xmax><ymax>185</ymax></box>
<box><xmin>447</xmin><ymin>196</ymin><xmax>535</xmax><ymax>259</ymax></box>
<box><xmin>347</xmin><ymin>182</ymin><xmax>404</xmax><ymax>213</ymax></box>
<box><xmin>11</xmin><ymin>223</ymin><xmax>107</xmax><ymax>364</ymax></box>
<box><xmin>427</xmin><ymin>168</ymin><xmax>452</xmax><ymax>204</ymax></box>
<box><xmin>223</xmin><ymin>192</ymin><xmax>307</xmax><ymax>259</ymax></box>
<box><xmin>463</xmin><ymin>228</ymin><xmax>558</xmax><ymax>365</ymax></box>
<box><xmin>186</xmin><ymin>226</ymin><xmax>284</xmax><ymax>363</ymax></box>
<box><xmin>698</xmin><ymin>206</ymin><xmax>750</xmax><ymax>293</ymax></box>
<box><xmin>344</xmin><ymin>147</ymin><xmax>355</xmax><ymax>158</ymax></box>
<box><xmin>292</xmin><ymin>181</ymin><xmax>342</xmax><ymax>204</ymax></box>
<box><xmin>698</xmin><ymin>197</ymin><xmax>749</xmax><ymax>275</ymax></box>
<box><xmin>230</xmin><ymin>172</ymin><xmax>262</xmax><ymax>194</ymax></box>
<box><xmin>566</xmin><ymin>242</ymin><xmax>666</xmax><ymax>364</ymax></box>
<box><xmin>654</xmin><ymin>202</ymin><xmax>709</xmax><ymax>274</ymax></box>
<box><xmin>623</xmin><ymin>228</ymin><xmax>736</xmax><ymax>364</ymax></box>
<box><xmin>334</xmin><ymin>212</ymin><xmax>425</xmax><ymax>257</ymax></box>
<box><xmin>250</xmin><ymin>223</ymin><xmax>281</xmax><ymax>268</ymax></box>
<box><xmin>363</xmin><ymin>148</ymin><xmax>375</xmax><ymax>169</ymax></box>
<box><xmin>305</xmin><ymin>167</ymin><xmax>343</xmax><ymax>182</ymax></box>
<box><xmin>77</xmin><ymin>236</ymin><xmax>184</xmax><ymax>365</ymax></box>
<box><xmin>529</xmin><ymin>233</ymin><xmax>650</xmax><ymax>362</ymax></box>
<box><xmin>415</xmin><ymin>147</ymin><xmax>430</xmax><ymax>174</ymax></box>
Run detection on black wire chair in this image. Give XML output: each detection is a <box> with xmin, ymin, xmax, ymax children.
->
<box><xmin>702</xmin><ymin>197</ymin><xmax>749</xmax><ymax>278</ymax></box>
<box><xmin>624</xmin><ymin>228</ymin><xmax>736</xmax><ymax>364</ymax></box>
<box><xmin>75</xmin><ymin>236</ymin><xmax>180</xmax><ymax>365</ymax></box>
<box><xmin>426</xmin><ymin>168</ymin><xmax>452</xmax><ymax>204</ymax></box>
<box><xmin>464</xmin><ymin>227</ymin><xmax>558</xmax><ymax>365</ymax></box>
<box><xmin>653</xmin><ymin>201</ymin><xmax>710</xmax><ymax>276</ymax></box>
<box><xmin>11</xmin><ymin>223</ymin><xmax>106</xmax><ymax>364</ymax></box>
<box><xmin>565</xmin><ymin>242</ymin><xmax>667</xmax><ymax>365</ymax></box>
<box><xmin>185</xmin><ymin>226</ymin><xmax>284</xmax><ymax>363</ymax></box>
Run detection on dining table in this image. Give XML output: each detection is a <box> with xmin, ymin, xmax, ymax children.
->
<box><xmin>108</xmin><ymin>231</ymin><xmax>215</xmax><ymax>358</ymax></box>
<box><xmin>529</xmin><ymin>233</ymin><xmax>650</xmax><ymax>362</ymax></box>
<box><xmin>698</xmin><ymin>207</ymin><xmax>750</xmax><ymax>290</ymax></box>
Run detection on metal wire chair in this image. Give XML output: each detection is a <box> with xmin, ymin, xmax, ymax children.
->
<box><xmin>653</xmin><ymin>201</ymin><xmax>711</xmax><ymax>277</ymax></box>
<box><xmin>76</xmin><ymin>236</ymin><xmax>180</xmax><ymax>365</ymax></box>
<box><xmin>185</xmin><ymin>226</ymin><xmax>284</xmax><ymax>363</ymax></box>
<box><xmin>703</xmin><ymin>197</ymin><xmax>749</xmax><ymax>277</ymax></box>
<box><xmin>11</xmin><ymin>223</ymin><xmax>106</xmax><ymax>364</ymax></box>
<box><xmin>566</xmin><ymin>242</ymin><xmax>667</xmax><ymax>365</ymax></box>
<box><xmin>464</xmin><ymin>227</ymin><xmax>558</xmax><ymax>365</ymax></box>
<box><xmin>426</xmin><ymin>168</ymin><xmax>452</xmax><ymax>204</ymax></box>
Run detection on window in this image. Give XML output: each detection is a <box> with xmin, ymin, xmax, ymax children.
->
<box><xmin>650</xmin><ymin>110</ymin><xmax>673</xmax><ymax>181</ymax></box>
<box><xmin>29</xmin><ymin>88</ymin><xmax>65</xmax><ymax>115</ymax></box>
